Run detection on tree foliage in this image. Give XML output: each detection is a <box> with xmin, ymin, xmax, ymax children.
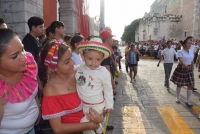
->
<box><xmin>121</xmin><ymin>18</ymin><xmax>142</xmax><ymax>42</ymax></box>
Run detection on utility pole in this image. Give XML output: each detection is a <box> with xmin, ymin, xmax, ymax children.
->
<box><xmin>100</xmin><ymin>0</ymin><xmax>105</xmax><ymax>32</ymax></box>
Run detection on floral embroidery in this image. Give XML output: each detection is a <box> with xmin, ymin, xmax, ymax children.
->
<box><xmin>0</xmin><ymin>52</ymin><xmax>38</xmax><ymax>103</ymax></box>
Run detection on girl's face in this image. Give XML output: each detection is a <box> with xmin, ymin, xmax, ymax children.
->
<box><xmin>0</xmin><ymin>36</ymin><xmax>27</xmax><ymax>74</ymax></box>
<box><xmin>184</xmin><ymin>40</ymin><xmax>191</xmax><ymax>50</ymax></box>
<box><xmin>56</xmin><ymin>49</ymin><xmax>75</xmax><ymax>74</ymax></box>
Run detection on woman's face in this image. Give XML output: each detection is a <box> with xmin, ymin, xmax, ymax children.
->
<box><xmin>0</xmin><ymin>36</ymin><xmax>27</xmax><ymax>73</ymax></box>
<box><xmin>57</xmin><ymin>49</ymin><xmax>75</xmax><ymax>74</ymax></box>
<box><xmin>131</xmin><ymin>45</ymin><xmax>135</xmax><ymax>50</ymax></box>
<box><xmin>184</xmin><ymin>40</ymin><xmax>191</xmax><ymax>50</ymax></box>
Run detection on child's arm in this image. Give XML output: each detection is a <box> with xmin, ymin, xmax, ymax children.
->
<box><xmin>0</xmin><ymin>97</ymin><xmax>7</xmax><ymax>123</ymax></box>
<box><xmin>102</xmin><ymin>69</ymin><xmax>114</xmax><ymax>113</ymax></box>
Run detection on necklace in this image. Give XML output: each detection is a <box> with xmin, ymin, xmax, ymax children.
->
<box><xmin>55</xmin><ymin>77</ymin><xmax>71</xmax><ymax>90</ymax></box>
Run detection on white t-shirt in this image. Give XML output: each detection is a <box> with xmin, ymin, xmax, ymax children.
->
<box><xmin>171</xmin><ymin>45</ymin><xmax>176</xmax><ymax>49</ymax></box>
<box><xmin>177</xmin><ymin>49</ymin><xmax>194</xmax><ymax>65</ymax></box>
<box><xmin>154</xmin><ymin>45</ymin><xmax>159</xmax><ymax>50</ymax></box>
<box><xmin>190</xmin><ymin>45</ymin><xmax>199</xmax><ymax>54</ymax></box>
<box><xmin>0</xmin><ymin>88</ymin><xmax>39</xmax><ymax>134</ymax></box>
<box><xmin>161</xmin><ymin>47</ymin><xmax>176</xmax><ymax>63</ymax></box>
<box><xmin>72</xmin><ymin>52</ymin><xmax>83</xmax><ymax>66</ymax></box>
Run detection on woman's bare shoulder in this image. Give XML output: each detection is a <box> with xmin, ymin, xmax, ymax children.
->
<box><xmin>43</xmin><ymin>82</ymin><xmax>57</xmax><ymax>96</ymax></box>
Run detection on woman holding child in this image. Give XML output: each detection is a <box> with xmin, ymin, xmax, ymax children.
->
<box><xmin>41</xmin><ymin>37</ymin><xmax>112</xmax><ymax>134</ymax></box>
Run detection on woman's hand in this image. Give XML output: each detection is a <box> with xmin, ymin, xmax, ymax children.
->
<box><xmin>86</xmin><ymin>108</ymin><xmax>104</xmax><ymax>123</ymax></box>
<box><xmin>104</xmin><ymin>108</ymin><xmax>112</xmax><ymax>114</ymax></box>
<box><xmin>184</xmin><ymin>65</ymin><xmax>189</xmax><ymax>72</ymax></box>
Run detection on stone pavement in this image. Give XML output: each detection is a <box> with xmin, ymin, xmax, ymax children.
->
<box><xmin>106</xmin><ymin>47</ymin><xmax>200</xmax><ymax>134</ymax></box>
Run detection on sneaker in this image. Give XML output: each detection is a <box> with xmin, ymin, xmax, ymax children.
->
<box><xmin>115</xmin><ymin>81</ymin><xmax>118</xmax><ymax>85</ymax></box>
<box><xmin>106</xmin><ymin>125</ymin><xmax>114</xmax><ymax>130</ymax></box>
<box><xmin>175</xmin><ymin>99</ymin><xmax>180</xmax><ymax>103</ymax></box>
<box><xmin>185</xmin><ymin>102</ymin><xmax>193</xmax><ymax>108</ymax></box>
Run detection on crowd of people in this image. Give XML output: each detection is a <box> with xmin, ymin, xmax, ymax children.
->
<box><xmin>1</xmin><ymin>15</ymin><xmax>200</xmax><ymax>134</ymax></box>
<box><xmin>124</xmin><ymin>36</ymin><xmax>200</xmax><ymax>108</ymax></box>
<box><xmin>0</xmin><ymin>17</ymin><xmax>121</xmax><ymax>134</ymax></box>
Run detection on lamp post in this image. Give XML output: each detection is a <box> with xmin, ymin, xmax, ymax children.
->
<box><xmin>184</xmin><ymin>29</ymin><xmax>187</xmax><ymax>38</ymax></box>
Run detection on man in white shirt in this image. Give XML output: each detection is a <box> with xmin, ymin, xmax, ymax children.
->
<box><xmin>154</xmin><ymin>43</ymin><xmax>159</xmax><ymax>59</ymax></box>
<box><xmin>157</xmin><ymin>40</ymin><xmax>176</xmax><ymax>89</ymax></box>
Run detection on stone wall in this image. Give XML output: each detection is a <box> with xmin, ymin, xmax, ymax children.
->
<box><xmin>0</xmin><ymin>0</ymin><xmax>43</xmax><ymax>39</ymax></box>
<box><xmin>59</xmin><ymin>0</ymin><xmax>78</xmax><ymax>36</ymax></box>
<box><xmin>137</xmin><ymin>0</ymin><xmax>200</xmax><ymax>41</ymax></box>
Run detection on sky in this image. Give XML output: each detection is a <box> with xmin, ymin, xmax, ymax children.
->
<box><xmin>90</xmin><ymin>0</ymin><xmax>155</xmax><ymax>40</ymax></box>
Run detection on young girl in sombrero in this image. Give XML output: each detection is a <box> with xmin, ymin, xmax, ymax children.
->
<box><xmin>76</xmin><ymin>36</ymin><xmax>114</xmax><ymax>134</ymax></box>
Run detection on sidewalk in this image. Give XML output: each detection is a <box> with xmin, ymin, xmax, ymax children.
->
<box><xmin>106</xmin><ymin>47</ymin><xmax>200</xmax><ymax>134</ymax></box>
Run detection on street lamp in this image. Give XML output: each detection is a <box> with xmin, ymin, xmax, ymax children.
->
<box><xmin>184</xmin><ymin>29</ymin><xmax>187</xmax><ymax>37</ymax></box>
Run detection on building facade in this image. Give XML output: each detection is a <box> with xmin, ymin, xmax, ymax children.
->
<box><xmin>90</xmin><ymin>17</ymin><xmax>100</xmax><ymax>36</ymax></box>
<box><xmin>135</xmin><ymin>0</ymin><xmax>200</xmax><ymax>42</ymax></box>
<box><xmin>0</xmin><ymin>0</ymin><xmax>90</xmax><ymax>38</ymax></box>
<box><xmin>0</xmin><ymin>0</ymin><xmax>43</xmax><ymax>38</ymax></box>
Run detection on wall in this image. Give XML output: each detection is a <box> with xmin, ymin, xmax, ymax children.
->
<box><xmin>0</xmin><ymin>0</ymin><xmax>43</xmax><ymax>38</ymax></box>
<box><xmin>59</xmin><ymin>0</ymin><xmax>78</xmax><ymax>36</ymax></box>
<box><xmin>90</xmin><ymin>17</ymin><xmax>99</xmax><ymax>36</ymax></box>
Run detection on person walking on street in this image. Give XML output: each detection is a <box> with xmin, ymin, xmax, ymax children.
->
<box><xmin>125</xmin><ymin>42</ymin><xmax>131</xmax><ymax>73</ymax></box>
<box><xmin>126</xmin><ymin>44</ymin><xmax>140</xmax><ymax>83</ymax></box>
<box><xmin>170</xmin><ymin>38</ymin><xmax>194</xmax><ymax>107</ymax></box>
<box><xmin>196</xmin><ymin>45</ymin><xmax>200</xmax><ymax>79</ymax></box>
<box><xmin>117</xmin><ymin>46</ymin><xmax>122</xmax><ymax>70</ymax></box>
<box><xmin>187</xmin><ymin>36</ymin><xmax>198</xmax><ymax>91</ymax></box>
<box><xmin>157</xmin><ymin>40</ymin><xmax>176</xmax><ymax>90</ymax></box>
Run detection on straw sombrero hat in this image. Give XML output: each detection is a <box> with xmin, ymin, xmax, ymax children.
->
<box><xmin>76</xmin><ymin>36</ymin><xmax>113</xmax><ymax>59</ymax></box>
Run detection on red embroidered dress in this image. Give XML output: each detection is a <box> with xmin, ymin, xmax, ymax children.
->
<box><xmin>42</xmin><ymin>92</ymin><xmax>84</xmax><ymax>123</ymax></box>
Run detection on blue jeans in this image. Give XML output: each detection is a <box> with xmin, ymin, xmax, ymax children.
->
<box><xmin>27</xmin><ymin>128</ymin><xmax>35</xmax><ymax>134</ymax></box>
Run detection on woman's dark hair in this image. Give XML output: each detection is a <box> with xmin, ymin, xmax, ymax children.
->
<box><xmin>64</xmin><ymin>35</ymin><xmax>72</xmax><ymax>43</ymax></box>
<box><xmin>45</xmin><ymin>26</ymin><xmax>52</xmax><ymax>37</ymax></box>
<box><xmin>50</xmin><ymin>21</ymin><xmax>65</xmax><ymax>33</ymax></box>
<box><xmin>0</xmin><ymin>18</ymin><xmax>5</xmax><ymax>25</ymax></box>
<box><xmin>179</xmin><ymin>40</ymin><xmax>183</xmax><ymax>45</ymax></box>
<box><xmin>28</xmin><ymin>16</ymin><xmax>44</xmax><ymax>31</ymax></box>
<box><xmin>70</xmin><ymin>35</ymin><xmax>84</xmax><ymax>51</ymax></box>
<box><xmin>0</xmin><ymin>29</ymin><xmax>17</xmax><ymax>58</ymax></box>
<box><xmin>40</xmin><ymin>40</ymin><xmax>69</xmax><ymax>85</ymax></box>
<box><xmin>181</xmin><ymin>38</ymin><xmax>190</xmax><ymax>48</ymax></box>
<box><xmin>112</xmin><ymin>45</ymin><xmax>118</xmax><ymax>50</ymax></box>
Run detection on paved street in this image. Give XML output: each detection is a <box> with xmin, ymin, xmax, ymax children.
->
<box><xmin>107</xmin><ymin>47</ymin><xmax>200</xmax><ymax>134</ymax></box>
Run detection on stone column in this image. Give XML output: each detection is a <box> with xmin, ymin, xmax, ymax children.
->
<box><xmin>59</xmin><ymin>0</ymin><xmax>78</xmax><ymax>36</ymax></box>
<box><xmin>0</xmin><ymin>0</ymin><xmax>43</xmax><ymax>39</ymax></box>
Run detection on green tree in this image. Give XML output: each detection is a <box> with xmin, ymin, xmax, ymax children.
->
<box><xmin>121</xmin><ymin>18</ymin><xmax>141</xmax><ymax>42</ymax></box>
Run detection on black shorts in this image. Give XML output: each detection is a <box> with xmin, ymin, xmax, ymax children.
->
<box><xmin>128</xmin><ymin>63</ymin><xmax>138</xmax><ymax>67</ymax></box>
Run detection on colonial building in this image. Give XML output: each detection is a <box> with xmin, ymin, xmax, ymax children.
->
<box><xmin>0</xmin><ymin>0</ymin><xmax>90</xmax><ymax>38</ymax></box>
<box><xmin>135</xmin><ymin>0</ymin><xmax>200</xmax><ymax>42</ymax></box>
